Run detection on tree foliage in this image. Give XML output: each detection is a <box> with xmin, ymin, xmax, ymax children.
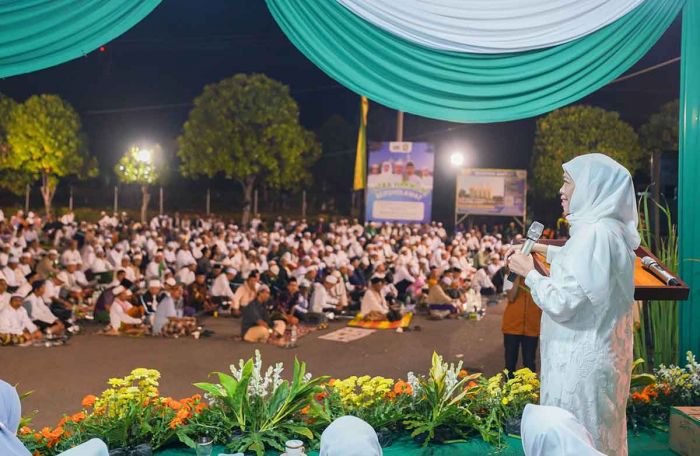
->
<box><xmin>531</xmin><ymin>105</ymin><xmax>643</xmax><ymax>198</ymax></box>
<box><xmin>177</xmin><ymin>73</ymin><xmax>320</xmax><ymax>223</ymax></box>
<box><xmin>115</xmin><ymin>144</ymin><xmax>165</xmax><ymax>223</ymax></box>
<box><xmin>1</xmin><ymin>94</ymin><xmax>95</xmax><ymax>214</ymax></box>
<box><xmin>114</xmin><ymin>145</ymin><xmax>162</xmax><ymax>185</ymax></box>
<box><xmin>640</xmin><ymin>99</ymin><xmax>678</xmax><ymax>154</ymax></box>
<box><xmin>0</xmin><ymin>93</ymin><xmax>32</xmax><ymax>195</ymax></box>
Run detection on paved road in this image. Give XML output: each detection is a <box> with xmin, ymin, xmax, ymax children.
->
<box><xmin>2</xmin><ymin>300</ymin><xmax>517</xmax><ymax>428</ymax></box>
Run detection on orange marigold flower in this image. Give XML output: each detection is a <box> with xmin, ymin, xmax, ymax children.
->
<box><xmin>33</xmin><ymin>433</ymin><xmax>42</xmax><ymax>441</ymax></box>
<box><xmin>81</xmin><ymin>395</ymin><xmax>97</xmax><ymax>408</ymax></box>
<box><xmin>300</xmin><ymin>405</ymin><xmax>310</xmax><ymax>415</ymax></box>
<box><xmin>57</xmin><ymin>416</ymin><xmax>68</xmax><ymax>428</ymax></box>
<box><xmin>168</xmin><ymin>417</ymin><xmax>183</xmax><ymax>429</ymax></box>
<box><xmin>195</xmin><ymin>402</ymin><xmax>207</xmax><ymax>414</ymax></box>
<box><xmin>19</xmin><ymin>426</ymin><xmax>32</xmax><ymax>436</ymax></box>
<box><xmin>393</xmin><ymin>380</ymin><xmax>413</xmax><ymax>396</ymax></box>
<box><xmin>328</xmin><ymin>379</ymin><xmax>337</xmax><ymax>387</ymax></box>
<box><xmin>458</xmin><ymin>369</ymin><xmax>469</xmax><ymax>379</ymax></box>
<box><xmin>70</xmin><ymin>411</ymin><xmax>87</xmax><ymax>423</ymax></box>
<box><xmin>466</xmin><ymin>381</ymin><xmax>478</xmax><ymax>389</ymax></box>
<box><xmin>643</xmin><ymin>385</ymin><xmax>658</xmax><ymax>400</ymax></box>
<box><xmin>315</xmin><ymin>391</ymin><xmax>328</xmax><ymax>402</ymax></box>
<box><xmin>191</xmin><ymin>394</ymin><xmax>202</xmax><ymax>402</ymax></box>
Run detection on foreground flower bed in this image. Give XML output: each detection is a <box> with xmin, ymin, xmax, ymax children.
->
<box><xmin>19</xmin><ymin>351</ymin><xmax>700</xmax><ymax>456</ymax></box>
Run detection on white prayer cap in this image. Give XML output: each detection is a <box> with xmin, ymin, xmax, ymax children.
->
<box><xmin>8</xmin><ymin>256</ymin><xmax>18</xmax><ymax>264</ymax></box>
<box><xmin>148</xmin><ymin>280</ymin><xmax>162</xmax><ymax>288</ymax></box>
<box><xmin>325</xmin><ymin>275</ymin><xmax>338</xmax><ymax>285</ymax></box>
<box><xmin>225</xmin><ymin>268</ymin><xmax>237</xmax><ymax>275</ymax></box>
<box><xmin>112</xmin><ymin>285</ymin><xmax>126</xmax><ymax>295</ymax></box>
<box><xmin>320</xmin><ymin>416</ymin><xmax>381</xmax><ymax>456</ymax></box>
<box><xmin>521</xmin><ymin>404</ymin><xmax>603</xmax><ymax>456</ymax></box>
<box><xmin>48</xmin><ymin>249</ymin><xmax>58</xmax><ymax>256</ymax></box>
<box><xmin>442</xmin><ymin>277</ymin><xmax>453</xmax><ymax>286</ymax></box>
<box><xmin>164</xmin><ymin>277</ymin><xmax>177</xmax><ymax>287</ymax></box>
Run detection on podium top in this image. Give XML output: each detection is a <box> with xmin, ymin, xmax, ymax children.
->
<box><xmin>533</xmin><ymin>240</ymin><xmax>689</xmax><ymax>301</ymax></box>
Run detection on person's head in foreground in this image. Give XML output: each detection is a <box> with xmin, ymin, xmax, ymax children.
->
<box><xmin>320</xmin><ymin>416</ymin><xmax>382</xmax><ymax>456</ymax></box>
<box><xmin>521</xmin><ymin>404</ymin><xmax>604</xmax><ymax>456</ymax></box>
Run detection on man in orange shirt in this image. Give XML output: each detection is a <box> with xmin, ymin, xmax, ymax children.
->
<box><xmin>502</xmin><ymin>276</ymin><xmax>542</xmax><ymax>375</ymax></box>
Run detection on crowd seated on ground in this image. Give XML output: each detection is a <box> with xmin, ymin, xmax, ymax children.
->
<box><xmin>0</xmin><ymin>207</ymin><xmax>548</xmax><ymax>347</ymax></box>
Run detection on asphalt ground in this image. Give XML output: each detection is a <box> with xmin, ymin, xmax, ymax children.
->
<box><xmin>1</xmin><ymin>299</ymin><xmax>516</xmax><ymax>428</ymax></box>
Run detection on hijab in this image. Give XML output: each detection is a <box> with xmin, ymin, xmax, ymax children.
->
<box><xmin>561</xmin><ymin>153</ymin><xmax>639</xmax><ymax>307</ymax></box>
<box><xmin>521</xmin><ymin>404</ymin><xmax>604</xmax><ymax>456</ymax></box>
<box><xmin>320</xmin><ymin>416</ymin><xmax>382</xmax><ymax>456</ymax></box>
<box><xmin>0</xmin><ymin>379</ymin><xmax>31</xmax><ymax>456</ymax></box>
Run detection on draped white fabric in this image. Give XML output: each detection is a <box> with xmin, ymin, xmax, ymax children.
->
<box><xmin>336</xmin><ymin>0</ymin><xmax>646</xmax><ymax>53</ymax></box>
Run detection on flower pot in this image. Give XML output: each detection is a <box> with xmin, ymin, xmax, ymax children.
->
<box><xmin>376</xmin><ymin>428</ymin><xmax>394</xmax><ymax>447</ymax></box>
<box><xmin>108</xmin><ymin>443</ymin><xmax>153</xmax><ymax>456</ymax></box>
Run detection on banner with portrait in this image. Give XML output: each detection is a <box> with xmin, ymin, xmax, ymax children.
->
<box><xmin>365</xmin><ymin>141</ymin><xmax>434</xmax><ymax>223</ymax></box>
<box><xmin>455</xmin><ymin>168</ymin><xmax>527</xmax><ymax>216</ymax></box>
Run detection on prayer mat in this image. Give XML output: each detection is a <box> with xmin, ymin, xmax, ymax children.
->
<box><xmin>347</xmin><ymin>312</ymin><xmax>413</xmax><ymax>329</ymax></box>
<box><xmin>317</xmin><ymin>327</ymin><xmax>375</xmax><ymax>343</ymax></box>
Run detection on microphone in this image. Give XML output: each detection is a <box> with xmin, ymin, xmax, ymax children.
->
<box><xmin>507</xmin><ymin>221</ymin><xmax>544</xmax><ymax>281</ymax></box>
<box><xmin>641</xmin><ymin>256</ymin><xmax>680</xmax><ymax>286</ymax></box>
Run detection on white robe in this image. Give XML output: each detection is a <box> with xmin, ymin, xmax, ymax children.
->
<box><xmin>524</xmin><ymin>153</ymin><xmax>639</xmax><ymax>456</ymax></box>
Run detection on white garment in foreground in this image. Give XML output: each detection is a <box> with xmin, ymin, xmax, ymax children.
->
<box><xmin>524</xmin><ymin>154</ymin><xmax>639</xmax><ymax>456</ymax></box>
<box><xmin>337</xmin><ymin>0</ymin><xmax>644</xmax><ymax>53</ymax></box>
<box><xmin>521</xmin><ymin>404</ymin><xmax>604</xmax><ymax>456</ymax></box>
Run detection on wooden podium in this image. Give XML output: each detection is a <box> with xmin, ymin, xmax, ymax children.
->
<box><xmin>533</xmin><ymin>239</ymin><xmax>689</xmax><ymax>301</ymax></box>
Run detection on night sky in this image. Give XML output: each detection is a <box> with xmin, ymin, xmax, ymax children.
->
<box><xmin>0</xmin><ymin>1</ymin><xmax>682</xmax><ymax>225</ymax></box>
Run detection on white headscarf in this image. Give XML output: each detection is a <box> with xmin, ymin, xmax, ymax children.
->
<box><xmin>0</xmin><ymin>380</ymin><xmax>31</xmax><ymax>456</ymax></box>
<box><xmin>320</xmin><ymin>416</ymin><xmax>382</xmax><ymax>456</ymax></box>
<box><xmin>521</xmin><ymin>404</ymin><xmax>604</xmax><ymax>456</ymax></box>
<box><xmin>562</xmin><ymin>153</ymin><xmax>639</xmax><ymax>306</ymax></box>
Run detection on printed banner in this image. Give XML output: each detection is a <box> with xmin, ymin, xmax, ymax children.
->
<box><xmin>455</xmin><ymin>168</ymin><xmax>527</xmax><ymax>217</ymax></box>
<box><xmin>365</xmin><ymin>141</ymin><xmax>434</xmax><ymax>223</ymax></box>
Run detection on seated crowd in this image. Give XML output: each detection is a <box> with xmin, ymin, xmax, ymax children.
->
<box><xmin>0</xmin><ymin>209</ymin><xmax>523</xmax><ymax>346</ymax></box>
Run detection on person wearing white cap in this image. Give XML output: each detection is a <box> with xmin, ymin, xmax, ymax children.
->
<box><xmin>107</xmin><ymin>287</ymin><xmax>144</xmax><ymax>335</ymax></box>
<box><xmin>0</xmin><ymin>274</ymin><xmax>9</xmax><ymax>313</ymax></box>
<box><xmin>0</xmin><ymin>294</ymin><xmax>41</xmax><ymax>346</ymax></box>
<box><xmin>319</xmin><ymin>416</ymin><xmax>382</xmax><ymax>456</ymax></box>
<box><xmin>521</xmin><ymin>404</ymin><xmax>604</xmax><ymax>456</ymax></box>
<box><xmin>2</xmin><ymin>257</ymin><xmax>25</xmax><ymax>289</ymax></box>
<box><xmin>60</xmin><ymin>240</ymin><xmax>82</xmax><ymax>268</ymax></box>
<box><xmin>145</xmin><ymin>251</ymin><xmax>167</xmax><ymax>281</ymax></box>
<box><xmin>24</xmin><ymin>280</ymin><xmax>64</xmax><ymax>337</ymax></box>
<box><xmin>310</xmin><ymin>275</ymin><xmax>340</xmax><ymax>318</ymax></box>
<box><xmin>139</xmin><ymin>280</ymin><xmax>164</xmax><ymax>315</ymax></box>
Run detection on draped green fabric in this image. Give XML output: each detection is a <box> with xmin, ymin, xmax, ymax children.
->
<box><xmin>266</xmin><ymin>0</ymin><xmax>684</xmax><ymax>123</ymax></box>
<box><xmin>0</xmin><ymin>0</ymin><xmax>161</xmax><ymax>78</ymax></box>
<box><xmin>678</xmin><ymin>1</ymin><xmax>700</xmax><ymax>360</ymax></box>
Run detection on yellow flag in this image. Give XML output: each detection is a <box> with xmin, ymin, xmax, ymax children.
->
<box><xmin>353</xmin><ymin>96</ymin><xmax>369</xmax><ymax>190</ymax></box>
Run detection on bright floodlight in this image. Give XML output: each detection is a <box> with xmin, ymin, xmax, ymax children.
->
<box><xmin>450</xmin><ymin>151</ymin><xmax>465</xmax><ymax>167</ymax></box>
<box><xmin>136</xmin><ymin>148</ymin><xmax>152</xmax><ymax>163</ymax></box>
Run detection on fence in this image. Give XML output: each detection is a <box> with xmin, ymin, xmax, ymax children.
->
<box><xmin>0</xmin><ymin>181</ymin><xmax>355</xmax><ymax>220</ymax></box>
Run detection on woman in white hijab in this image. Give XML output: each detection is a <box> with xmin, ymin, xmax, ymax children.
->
<box><xmin>508</xmin><ymin>154</ymin><xmax>639</xmax><ymax>456</ymax></box>
<box><xmin>521</xmin><ymin>404</ymin><xmax>604</xmax><ymax>456</ymax></box>
<box><xmin>0</xmin><ymin>379</ymin><xmax>109</xmax><ymax>456</ymax></box>
<box><xmin>320</xmin><ymin>416</ymin><xmax>382</xmax><ymax>456</ymax></box>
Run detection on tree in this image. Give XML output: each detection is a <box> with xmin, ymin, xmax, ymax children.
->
<box><xmin>114</xmin><ymin>144</ymin><xmax>164</xmax><ymax>223</ymax></box>
<box><xmin>2</xmin><ymin>94</ymin><xmax>96</xmax><ymax>216</ymax></box>
<box><xmin>178</xmin><ymin>73</ymin><xmax>321</xmax><ymax>225</ymax></box>
<box><xmin>531</xmin><ymin>105</ymin><xmax>644</xmax><ymax>199</ymax></box>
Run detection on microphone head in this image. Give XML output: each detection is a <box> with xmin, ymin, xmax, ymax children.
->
<box><xmin>526</xmin><ymin>221</ymin><xmax>544</xmax><ymax>241</ymax></box>
<box><xmin>641</xmin><ymin>256</ymin><xmax>655</xmax><ymax>268</ymax></box>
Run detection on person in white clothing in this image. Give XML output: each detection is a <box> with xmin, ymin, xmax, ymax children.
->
<box><xmin>107</xmin><ymin>286</ymin><xmax>145</xmax><ymax>335</ymax></box>
<box><xmin>24</xmin><ymin>281</ymin><xmax>64</xmax><ymax>336</ymax></box>
<box><xmin>0</xmin><ymin>276</ymin><xmax>10</xmax><ymax>313</ymax></box>
<box><xmin>521</xmin><ymin>404</ymin><xmax>604</xmax><ymax>456</ymax></box>
<box><xmin>310</xmin><ymin>275</ymin><xmax>340</xmax><ymax>317</ymax></box>
<box><xmin>145</xmin><ymin>251</ymin><xmax>167</xmax><ymax>280</ymax></box>
<box><xmin>0</xmin><ymin>294</ymin><xmax>42</xmax><ymax>345</ymax></box>
<box><xmin>507</xmin><ymin>154</ymin><xmax>639</xmax><ymax>456</ymax></box>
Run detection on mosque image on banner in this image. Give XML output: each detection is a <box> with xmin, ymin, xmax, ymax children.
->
<box><xmin>365</xmin><ymin>141</ymin><xmax>434</xmax><ymax>223</ymax></box>
<box><xmin>455</xmin><ymin>168</ymin><xmax>527</xmax><ymax>216</ymax></box>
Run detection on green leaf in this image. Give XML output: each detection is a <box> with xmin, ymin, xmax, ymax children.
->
<box><xmin>285</xmin><ymin>424</ymin><xmax>314</xmax><ymax>440</ymax></box>
<box><xmin>177</xmin><ymin>431</ymin><xmax>197</xmax><ymax>449</ymax></box>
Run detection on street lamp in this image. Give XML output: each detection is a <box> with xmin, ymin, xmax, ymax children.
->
<box><xmin>450</xmin><ymin>151</ymin><xmax>465</xmax><ymax>167</ymax></box>
<box><xmin>136</xmin><ymin>148</ymin><xmax>152</xmax><ymax>163</ymax></box>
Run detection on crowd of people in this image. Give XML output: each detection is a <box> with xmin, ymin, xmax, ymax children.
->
<box><xmin>0</xmin><ymin>208</ymin><xmax>535</xmax><ymax>347</ymax></box>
